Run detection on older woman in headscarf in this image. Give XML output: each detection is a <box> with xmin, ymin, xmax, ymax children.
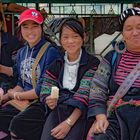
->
<box><xmin>87</xmin><ymin>7</ymin><xmax>140</xmax><ymax>140</ymax></box>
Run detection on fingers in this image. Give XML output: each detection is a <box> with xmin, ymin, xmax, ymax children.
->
<box><xmin>0</xmin><ymin>94</ymin><xmax>9</xmax><ymax>104</ymax></box>
<box><xmin>94</xmin><ymin>114</ymin><xmax>109</xmax><ymax>134</ymax></box>
<box><xmin>94</xmin><ymin>121</ymin><xmax>104</xmax><ymax>134</ymax></box>
<box><xmin>87</xmin><ymin>121</ymin><xmax>96</xmax><ymax>137</ymax></box>
<box><xmin>51</xmin><ymin>128</ymin><xmax>65</xmax><ymax>139</ymax></box>
<box><xmin>48</xmin><ymin>102</ymin><xmax>57</xmax><ymax>109</ymax></box>
<box><xmin>103</xmin><ymin>120</ymin><xmax>109</xmax><ymax>133</ymax></box>
<box><xmin>51</xmin><ymin>121</ymin><xmax>71</xmax><ymax>139</ymax></box>
<box><xmin>7</xmin><ymin>89</ymin><xmax>14</xmax><ymax>93</ymax></box>
<box><xmin>51</xmin><ymin>127</ymin><xmax>66</xmax><ymax>139</ymax></box>
<box><xmin>46</xmin><ymin>96</ymin><xmax>58</xmax><ymax>109</ymax></box>
<box><xmin>93</xmin><ymin>120</ymin><xmax>109</xmax><ymax>134</ymax></box>
<box><xmin>7</xmin><ymin>89</ymin><xmax>15</xmax><ymax>99</ymax></box>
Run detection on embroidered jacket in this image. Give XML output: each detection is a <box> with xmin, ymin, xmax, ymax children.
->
<box><xmin>40</xmin><ymin>48</ymin><xmax>99</xmax><ymax>111</ymax></box>
<box><xmin>88</xmin><ymin>49</ymin><xmax>140</xmax><ymax>118</ymax></box>
<box><xmin>88</xmin><ymin>50</ymin><xmax>118</xmax><ymax>118</ymax></box>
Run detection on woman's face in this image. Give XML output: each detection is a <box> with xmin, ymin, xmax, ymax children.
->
<box><xmin>21</xmin><ymin>20</ymin><xmax>42</xmax><ymax>48</ymax></box>
<box><xmin>60</xmin><ymin>26</ymin><xmax>83</xmax><ymax>61</ymax></box>
<box><xmin>123</xmin><ymin>15</ymin><xmax>140</xmax><ymax>52</ymax></box>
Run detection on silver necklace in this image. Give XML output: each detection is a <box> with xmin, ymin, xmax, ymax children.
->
<box><xmin>64</xmin><ymin>49</ymin><xmax>82</xmax><ymax>86</ymax></box>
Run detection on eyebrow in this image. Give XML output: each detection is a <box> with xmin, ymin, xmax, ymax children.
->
<box><xmin>21</xmin><ymin>22</ymin><xmax>39</xmax><ymax>26</ymax></box>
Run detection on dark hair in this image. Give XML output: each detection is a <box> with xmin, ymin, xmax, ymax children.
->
<box><xmin>0</xmin><ymin>12</ymin><xmax>2</xmax><ymax>22</ymax></box>
<box><xmin>59</xmin><ymin>17</ymin><xmax>84</xmax><ymax>39</ymax></box>
<box><xmin>119</xmin><ymin>7</ymin><xmax>140</xmax><ymax>30</ymax></box>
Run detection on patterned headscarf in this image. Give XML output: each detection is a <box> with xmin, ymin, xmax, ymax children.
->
<box><xmin>119</xmin><ymin>7</ymin><xmax>140</xmax><ymax>30</ymax></box>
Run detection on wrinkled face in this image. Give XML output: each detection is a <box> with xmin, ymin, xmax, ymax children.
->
<box><xmin>60</xmin><ymin>27</ymin><xmax>83</xmax><ymax>60</ymax></box>
<box><xmin>21</xmin><ymin>20</ymin><xmax>42</xmax><ymax>48</ymax></box>
<box><xmin>123</xmin><ymin>15</ymin><xmax>140</xmax><ymax>52</ymax></box>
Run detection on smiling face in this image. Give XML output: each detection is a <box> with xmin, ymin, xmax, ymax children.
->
<box><xmin>21</xmin><ymin>20</ymin><xmax>42</xmax><ymax>48</ymax></box>
<box><xmin>60</xmin><ymin>26</ymin><xmax>84</xmax><ymax>61</ymax></box>
<box><xmin>122</xmin><ymin>15</ymin><xmax>140</xmax><ymax>52</ymax></box>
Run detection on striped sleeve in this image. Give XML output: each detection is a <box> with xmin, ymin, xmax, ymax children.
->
<box><xmin>64</xmin><ymin>68</ymin><xmax>96</xmax><ymax>111</ymax></box>
<box><xmin>40</xmin><ymin>69</ymin><xmax>58</xmax><ymax>103</ymax></box>
<box><xmin>88</xmin><ymin>58</ymin><xmax>111</xmax><ymax>118</ymax></box>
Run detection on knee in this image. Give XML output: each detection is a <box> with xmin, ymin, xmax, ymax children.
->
<box><xmin>10</xmin><ymin>132</ymin><xmax>17</xmax><ymax>140</ymax></box>
<box><xmin>10</xmin><ymin>132</ymin><xmax>23</xmax><ymax>140</ymax></box>
<box><xmin>9</xmin><ymin>115</ymin><xmax>21</xmax><ymax>132</ymax></box>
<box><xmin>10</xmin><ymin>132</ymin><xmax>16</xmax><ymax>137</ymax></box>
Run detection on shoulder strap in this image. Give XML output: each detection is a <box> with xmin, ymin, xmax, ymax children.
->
<box><xmin>107</xmin><ymin>61</ymin><xmax>140</xmax><ymax>116</ymax></box>
<box><xmin>32</xmin><ymin>42</ymin><xmax>49</xmax><ymax>88</ymax></box>
<box><xmin>111</xmin><ymin>51</ymin><xmax>117</xmax><ymax>66</ymax></box>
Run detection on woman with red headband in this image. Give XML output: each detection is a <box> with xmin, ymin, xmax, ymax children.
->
<box><xmin>0</xmin><ymin>8</ymin><xmax>61</xmax><ymax>140</ymax></box>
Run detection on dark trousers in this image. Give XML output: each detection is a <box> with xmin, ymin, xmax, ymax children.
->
<box><xmin>41</xmin><ymin>104</ymin><xmax>87</xmax><ymax>140</ymax></box>
<box><xmin>93</xmin><ymin>105</ymin><xmax>140</xmax><ymax>140</ymax></box>
<box><xmin>0</xmin><ymin>105</ymin><xmax>19</xmax><ymax>140</ymax></box>
<box><xmin>0</xmin><ymin>101</ymin><xmax>46</xmax><ymax>140</ymax></box>
<box><xmin>9</xmin><ymin>101</ymin><xmax>46</xmax><ymax>140</ymax></box>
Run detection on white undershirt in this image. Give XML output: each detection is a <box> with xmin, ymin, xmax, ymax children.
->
<box><xmin>63</xmin><ymin>49</ymin><xmax>82</xmax><ymax>90</ymax></box>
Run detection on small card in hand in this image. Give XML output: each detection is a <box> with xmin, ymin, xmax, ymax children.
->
<box><xmin>50</xmin><ymin>86</ymin><xmax>59</xmax><ymax>99</ymax></box>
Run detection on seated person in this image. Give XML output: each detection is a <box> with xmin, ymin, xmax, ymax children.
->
<box><xmin>0</xmin><ymin>8</ymin><xmax>61</xmax><ymax>140</ymax></box>
<box><xmin>87</xmin><ymin>7</ymin><xmax>140</xmax><ymax>140</ymax></box>
<box><xmin>0</xmin><ymin>5</ymin><xmax>22</xmax><ymax>93</ymax></box>
<box><xmin>40</xmin><ymin>17</ymin><xmax>100</xmax><ymax>140</ymax></box>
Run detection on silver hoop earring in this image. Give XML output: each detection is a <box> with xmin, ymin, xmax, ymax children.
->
<box><xmin>114</xmin><ymin>40</ymin><xmax>126</xmax><ymax>53</ymax></box>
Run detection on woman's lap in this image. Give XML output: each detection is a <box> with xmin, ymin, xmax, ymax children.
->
<box><xmin>93</xmin><ymin>105</ymin><xmax>140</xmax><ymax>140</ymax></box>
<box><xmin>9</xmin><ymin>101</ymin><xmax>46</xmax><ymax>140</ymax></box>
<box><xmin>0</xmin><ymin>105</ymin><xmax>19</xmax><ymax>133</ymax></box>
<box><xmin>93</xmin><ymin>111</ymin><xmax>120</xmax><ymax>140</ymax></box>
<box><xmin>41</xmin><ymin>104</ymin><xmax>87</xmax><ymax>140</ymax></box>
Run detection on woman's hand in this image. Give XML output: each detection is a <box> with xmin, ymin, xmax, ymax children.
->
<box><xmin>94</xmin><ymin>114</ymin><xmax>109</xmax><ymax>134</ymax></box>
<box><xmin>51</xmin><ymin>120</ymin><xmax>71</xmax><ymax>139</ymax></box>
<box><xmin>45</xmin><ymin>95</ymin><xmax>58</xmax><ymax>109</ymax></box>
<box><xmin>0</xmin><ymin>88</ymin><xmax>14</xmax><ymax>104</ymax></box>
<box><xmin>88</xmin><ymin>114</ymin><xmax>109</xmax><ymax>137</ymax></box>
<box><xmin>0</xmin><ymin>94</ymin><xmax>11</xmax><ymax>104</ymax></box>
<box><xmin>7</xmin><ymin>89</ymin><xmax>16</xmax><ymax>99</ymax></box>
